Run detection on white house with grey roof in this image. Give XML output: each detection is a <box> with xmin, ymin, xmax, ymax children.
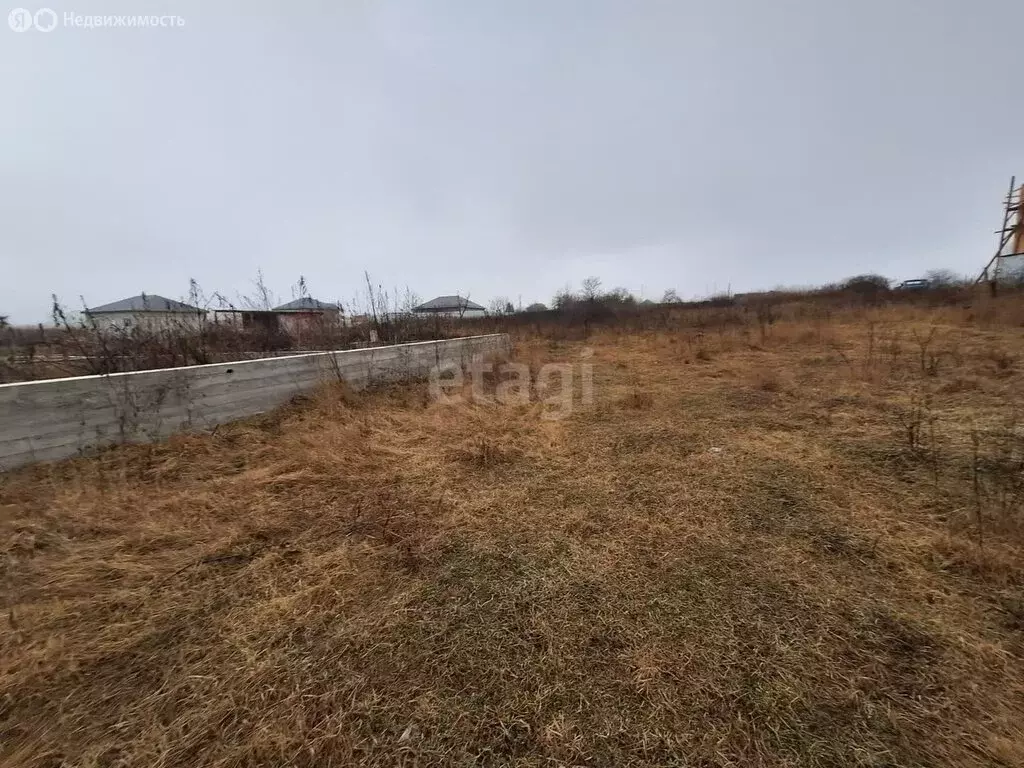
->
<box><xmin>84</xmin><ymin>294</ymin><xmax>206</xmax><ymax>331</ymax></box>
<box><xmin>412</xmin><ymin>295</ymin><xmax>486</xmax><ymax>318</ymax></box>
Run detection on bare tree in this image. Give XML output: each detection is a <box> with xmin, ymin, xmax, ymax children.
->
<box><xmin>924</xmin><ymin>268</ymin><xmax>964</xmax><ymax>287</ymax></box>
<box><xmin>581</xmin><ymin>276</ymin><xmax>603</xmax><ymax>301</ymax></box>
<box><xmin>488</xmin><ymin>296</ymin><xmax>512</xmax><ymax>315</ymax></box>
<box><xmin>400</xmin><ymin>288</ymin><xmax>422</xmax><ymax>313</ymax></box>
<box><xmin>606</xmin><ymin>287</ymin><xmax>635</xmax><ymax>305</ymax></box>
<box><xmin>552</xmin><ymin>285</ymin><xmax>576</xmax><ymax>310</ymax></box>
<box><xmin>245</xmin><ymin>268</ymin><xmax>278</xmax><ymax>310</ymax></box>
<box><xmin>291</xmin><ymin>275</ymin><xmax>310</xmax><ymax>300</ymax></box>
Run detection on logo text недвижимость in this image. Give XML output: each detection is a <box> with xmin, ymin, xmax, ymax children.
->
<box><xmin>8</xmin><ymin>8</ymin><xmax>184</xmax><ymax>32</ymax></box>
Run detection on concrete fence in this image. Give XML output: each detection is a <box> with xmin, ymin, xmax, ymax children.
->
<box><xmin>0</xmin><ymin>334</ymin><xmax>510</xmax><ymax>471</ymax></box>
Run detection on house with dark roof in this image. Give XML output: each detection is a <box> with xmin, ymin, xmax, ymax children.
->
<box><xmin>272</xmin><ymin>297</ymin><xmax>346</xmax><ymax>333</ymax></box>
<box><xmin>84</xmin><ymin>294</ymin><xmax>206</xmax><ymax>331</ymax></box>
<box><xmin>412</xmin><ymin>295</ymin><xmax>486</xmax><ymax>318</ymax></box>
<box><xmin>213</xmin><ymin>297</ymin><xmax>346</xmax><ymax>335</ymax></box>
<box><xmin>272</xmin><ymin>298</ymin><xmax>344</xmax><ymax>313</ymax></box>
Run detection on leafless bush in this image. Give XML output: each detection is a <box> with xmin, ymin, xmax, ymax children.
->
<box><xmin>362</xmin><ymin>272</ymin><xmax>456</xmax><ymax>345</ymax></box>
<box><xmin>910</xmin><ymin>327</ymin><xmax>939</xmax><ymax>376</ymax></box>
<box><xmin>971</xmin><ymin>418</ymin><xmax>1024</xmax><ymax>542</ymax></box>
<box><xmin>896</xmin><ymin>393</ymin><xmax>934</xmax><ymax>453</ymax></box>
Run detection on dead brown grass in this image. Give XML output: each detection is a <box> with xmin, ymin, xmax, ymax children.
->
<box><xmin>3</xmin><ymin>297</ymin><xmax>1024</xmax><ymax>766</ymax></box>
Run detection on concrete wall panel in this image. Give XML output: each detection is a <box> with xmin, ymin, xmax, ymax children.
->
<box><xmin>0</xmin><ymin>334</ymin><xmax>509</xmax><ymax>470</ymax></box>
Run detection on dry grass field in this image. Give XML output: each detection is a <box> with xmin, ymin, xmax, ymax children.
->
<box><xmin>3</xmin><ymin>296</ymin><xmax>1024</xmax><ymax>766</ymax></box>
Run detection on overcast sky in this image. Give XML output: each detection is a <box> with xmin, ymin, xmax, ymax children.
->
<box><xmin>2</xmin><ymin>0</ymin><xmax>1023</xmax><ymax>322</ymax></box>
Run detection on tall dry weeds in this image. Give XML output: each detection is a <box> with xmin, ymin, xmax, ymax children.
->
<box><xmin>2</xmin><ymin>298</ymin><xmax>1024</xmax><ymax>765</ymax></box>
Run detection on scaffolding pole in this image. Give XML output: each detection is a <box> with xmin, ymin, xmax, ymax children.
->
<box><xmin>978</xmin><ymin>176</ymin><xmax>1024</xmax><ymax>284</ymax></box>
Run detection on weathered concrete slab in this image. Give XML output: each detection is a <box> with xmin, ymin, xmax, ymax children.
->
<box><xmin>0</xmin><ymin>334</ymin><xmax>510</xmax><ymax>470</ymax></box>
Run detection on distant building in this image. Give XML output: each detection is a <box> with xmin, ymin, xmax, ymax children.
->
<box><xmin>412</xmin><ymin>295</ymin><xmax>486</xmax><ymax>319</ymax></box>
<box><xmin>214</xmin><ymin>298</ymin><xmax>346</xmax><ymax>335</ymax></box>
<box><xmin>211</xmin><ymin>309</ymin><xmax>282</xmax><ymax>332</ymax></box>
<box><xmin>273</xmin><ymin>298</ymin><xmax>346</xmax><ymax>332</ymax></box>
<box><xmin>273</xmin><ymin>297</ymin><xmax>344</xmax><ymax>314</ymax></box>
<box><xmin>85</xmin><ymin>294</ymin><xmax>205</xmax><ymax>331</ymax></box>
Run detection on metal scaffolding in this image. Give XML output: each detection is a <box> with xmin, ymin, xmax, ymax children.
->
<box><xmin>978</xmin><ymin>176</ymin><xmax>1024</xmax><ymax>285</ymax></box>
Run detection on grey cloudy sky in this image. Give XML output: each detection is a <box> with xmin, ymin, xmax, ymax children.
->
<box><xmin>3</xmin><ymin>0</ymin><xmax>1023</xmax><ymax>322</ymax></box>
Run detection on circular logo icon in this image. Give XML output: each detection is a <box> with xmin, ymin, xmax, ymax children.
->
<box><xmin>33</xmin><ymin>7</ymin><xmax>56</xmax><ymax>31</ymax></box>
<box><xmin>8</xmin><ymin>8</ymin><xmax>34</xmax><ymax>31</ymax></box>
